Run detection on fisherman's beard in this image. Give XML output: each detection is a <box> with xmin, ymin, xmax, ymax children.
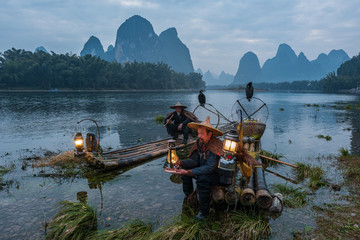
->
<box><xmin>198</xmin><ymin>138</ymin><xmax>204</xmax><ymax>144</ymax></box>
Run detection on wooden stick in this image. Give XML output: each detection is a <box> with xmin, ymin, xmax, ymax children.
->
<box><xmin>163</xmin><ymin>114</ymin><xmax>174</xmax><ymax>127</ymax></box>
<box><xmin>264</xmin><ymin>168</ymin><xmax>298</xmax><ymax>184</ymax></box>
<box><xmin>259</xmin><ymin>155</ymin><xmax>298</xmax><ymax>168</ymax></box>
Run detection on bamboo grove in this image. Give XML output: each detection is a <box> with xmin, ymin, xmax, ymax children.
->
<box><xmin>0</xmin><ymin>48</ymin><xmax>205</xmax><ymax>90</ymax></box>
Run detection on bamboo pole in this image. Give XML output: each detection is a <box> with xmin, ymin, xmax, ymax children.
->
<box><xmin>259</xmin><ymin>155</ymin><xmax>298</xmax><ymax>168</ymax></box>
<box><xmin>264</xmin><ymin>168</ymin><xmax>298</xmax><ymax>184</ymax></box>
<box><xmin>163</xmin><ymin>114</ymin><xmax>174</xmax><ymax>127</ymax></box>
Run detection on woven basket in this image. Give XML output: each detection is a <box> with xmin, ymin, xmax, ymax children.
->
<box><xmin>243</xmin><ymin>122</ymin><xmax>266</xmax><ymax>139</ymax></box>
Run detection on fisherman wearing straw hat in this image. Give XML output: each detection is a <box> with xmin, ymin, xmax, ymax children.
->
<box><xmin>164</xmin><ymin>101</ymin><xmax>199</xmax><ymax>144</ymax></box>
<box><xmin>175</xmin><ymin>116</ymin><xmax>232</xmax><ymax>220</ymax></box>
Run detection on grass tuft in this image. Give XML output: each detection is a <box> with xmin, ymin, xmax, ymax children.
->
<box><xmin>272</xmin><ymin>184</ymin><xmax>307</xmax><ymax>208</ymax></box>
<box><xmin>90</xmin><ymin>220</ymin><xmax>153</xmax><ymax>240</ymax></box>
<box><xmin>316</xmin><ymin>134</ymin><xmax>332</xmax><ymax>141</ymax></box>
<box><xmin>0</xmin><ymin>164</ymin><xmax>15</xmax><ymax>178</ymax></box>
<box><xmin>344</xmin><ymin>104</ymin><xmax>352</xmax><ymax>110</ymax></box>
<box><xmin>294</xmin><ymin>163</ymin><xmax>328</xmax><ymax>190</ymax></box>
<box><xmin>339</xmin><ymin>147</ymin><xmax>351</xmax><ymax>157</ymax></box>
<box><xmin>46</xmin><ymin>200</ymin><xmax>97</xmax><ymax>240</ymax></box>
<box><xmin>154</xmin><ymin>115</ymin><xmax>164</xmax><ymax>124</ymax></box>
<box><xmin>259</xmin><ymin>150</ymin><xmax>283</xmax><ymax>168</ymax></box>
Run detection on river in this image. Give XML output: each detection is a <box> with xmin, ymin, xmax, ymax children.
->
<box><xmin>0</xmin><ymin>90</ymin><xmax>359</xmax><ymax>239</ymax></box>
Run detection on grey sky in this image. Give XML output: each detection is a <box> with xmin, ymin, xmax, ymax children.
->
<box><xmin>1</xmin><ymin>0</ymin><xmax>359</xmax><ymax>74</ymax></box>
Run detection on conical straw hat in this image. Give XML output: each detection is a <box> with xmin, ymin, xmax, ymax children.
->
<box><xmin>188</xmin><ymin>116</ymin><xmax>223</xmax><ymax>136</ymax></box>
<box><xmin>170</xmin><ymin>101</ymin><xmax>187</xmax><ymax>109</ymax></box>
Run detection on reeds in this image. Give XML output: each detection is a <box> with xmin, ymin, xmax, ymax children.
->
<box><xmin>316</xmin><ymin>134</ymin><xmax>332</xmax><ymax>141</ymax></box>
<box><xmin>154</xmin><ymin>115</ymin><xmax>164</xmax><ymax>124</ymax></box>
<box><xmin>294</xmin><ymin>163</ymin><xmax>328</xmax><ymax>190</ymax></box>
<box><xmin>259</xmin><ymin>150</ymin><xmax>283</xmax><ymax>168</ymax></box>
<box><xmin>47</xmin><ymin>199</ymin><xmax>272</xmax><ymax>240</ymax></box>
<box><xmin>271</xmin><ymin>184</ymin><xmax>307</xmax><ymax>208</ymax></box>
<box><xmin>46</xmin><ymin>201</ymin><xmax>97</xmax><ymax>240</ymax></box>
<box><xmin>90</xmin><ymin>220</ymin><xmax>153</xmax><ymax>240</ymax></box>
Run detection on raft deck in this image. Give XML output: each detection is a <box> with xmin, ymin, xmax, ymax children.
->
<box><xmin>99</xmin><ymin>123</ymin><xmax>235</xmax><ymax>170</ymax></box>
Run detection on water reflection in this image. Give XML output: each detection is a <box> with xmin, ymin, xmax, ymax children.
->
<box><xmin>0</xmin><ymin>90</ymin><xmax>359</xmax><ymax>239</ymax></box>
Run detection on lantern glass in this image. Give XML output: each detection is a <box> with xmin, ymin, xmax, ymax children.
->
<box><xmin>74</xmin><ymin>132</ymin><xmax>84</xmax><ymax>150</ymax></box>
<box><xmin>167</xmin><ymin>149</ymin><xmax>179</xmax><ymax>165</ymax></box>
<box><xmin>223</xmin><ymin>139</ymin><xmax>238</xmax><ymax>153</ymax></box>
<box><xmin>224</xmin><ymin>139</ymin><xmax>232</xmax><ymax>151</ymax></box>
<box><xmin>223</xmin><ymin>131</ymin><xmax>239</xmax><ymax>154</ymax></box>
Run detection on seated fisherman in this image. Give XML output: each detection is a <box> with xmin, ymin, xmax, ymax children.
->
<box><xmin>164</xmin><ymin>101</ymin><xmax>199</xmax><ymax>144</ymax></box>
<box><xmin>175</xmin><ymin>116</ymin><xmax>259</xmax><ymax>220</ymax></box>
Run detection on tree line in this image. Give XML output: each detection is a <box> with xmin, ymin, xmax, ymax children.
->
<box><xmin>0</xmin><ymin>48</ymin><xmax>205</xmax><ymax>90</ymax></box>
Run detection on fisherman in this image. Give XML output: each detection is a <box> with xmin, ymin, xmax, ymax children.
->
<box><xmin>175</xmin><ymin>116</ymin><xmax>259</xmax><ymax>220</ymax></box>
<box><xmin>164</xmin><ymin>101</ymin><xmax>199</xmax><ymax>144</ymax></box>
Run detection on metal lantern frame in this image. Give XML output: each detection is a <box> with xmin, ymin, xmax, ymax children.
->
<box><xmin>74</xmin><ymin>118</ymin><xmax>101</xmax><ymax>155</ymax></box>
<box><xmin>166</xmin><ymin>139</ymin><xmax>179</xmax><ymax>169</ymax></box>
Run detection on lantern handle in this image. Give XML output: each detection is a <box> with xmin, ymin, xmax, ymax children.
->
<box><xmin>76</xmin><ymin>118</ymin><xmax>101</xmax><ymax>150</ymax></box>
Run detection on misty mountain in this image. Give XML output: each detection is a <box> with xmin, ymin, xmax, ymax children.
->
<box><xmin>35</xmin><ymin>46</ymin><xmax>48</xmax><ymax>53</ymax></box>
<box><xmin>80</xmin><ymin>15</ymin><xmax>194</xmax><ymax>73</ymax></box>
<box><xmin>80</xmin><ymin>36</ymin><xmax>105</xmax><ymax>58</ymax></box>
<box><xmin>232</xmin><ymin>51</ymin><xmax>262</xmax><ymax>85</ymax></box>
<box><xmin>232</xmin><ymin>43</ymin><xmax>350</xmax><ymax>85</ymax></box>
<box><xmin>201</xmin><ymin>69</ymin><xmax>234</xmax><ymax>86</ymax></box>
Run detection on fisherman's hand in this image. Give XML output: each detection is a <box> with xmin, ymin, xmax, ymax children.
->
<box><xmin>175</xmin><ymin>169</ymin><xmax>188</xmax><ymax>175</ymax></box>
<box><xmin>178</xmin><ymin>123</ymin><xmax>183</xmax><ymax>130</ymax></box>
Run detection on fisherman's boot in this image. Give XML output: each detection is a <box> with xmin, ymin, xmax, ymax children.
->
<box><xmin>196</xmin><ymin>175</ymin><xmax>214</xmax><ymax>221</ymax></box>
<box><xmin>196</xmin><ymin>189</ymin><xmax>211</xmax><ymax>221</ymax></box>
<box><xmin>181</xmin><ymin>176</ymin><xmax>194</xmax><ymax>197</ymax></box>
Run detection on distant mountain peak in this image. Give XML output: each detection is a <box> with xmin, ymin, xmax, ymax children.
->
<box><xmin>35</xmin><ymin>46</ymin><xmax>48</xmax><ymax>53</ymax></box>
<box><xmin>80</xmin><ymin>36</ymin><xmax>104</xmax><ymax>58</ymax></box>
<box><xmin>80</xmin><ymin>15</ymin><xmax>194</xmax><ymax>73</ymax></box>
<box><xmin>160</xmin><ymin>27</ymin><xmax>178</xmax><ymax>38</ymax></box>
<box><xmin>235</xmin><ymin>43</ymin><xmax>350</xmax><ymax>83</ymax></box>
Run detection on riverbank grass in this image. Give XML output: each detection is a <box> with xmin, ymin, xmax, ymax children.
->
<box><xmin>316</xmin><ymin>134</ymin><xmax>332</xmax><ymax>141</ymax></box>
<box><xmin>47</xmin><ymin>199</ymin><xmax>271</xmax><ymax>240</ymax></box>
<box><xmin>90</xmin><ymin>220</ymin><xmax>153</xmax><ymax>240</ymax></box>
<box><xmin>46</xmin><ymin>200</ymin><xmax>97</xmax><ymax>240</ymax></box>
<box><xmin>294</xmin><ymin>163</ymin><xmax>328</xmax><ymax>190</ymax></box>
<box><xmin>154</xmin><ymin>115</ymin><xmax>164</xmax><ymax>124</ymax></box>
<box><xmin>271</xmin><ymin>184</ymin><xmax>307</xmax><ymax>208</ymax></box>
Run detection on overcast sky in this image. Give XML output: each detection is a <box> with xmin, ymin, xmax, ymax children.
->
<box><xmin>1</xmin><ymin>0</ymin><xmax>359</xmax><ymax>75</ymax></box>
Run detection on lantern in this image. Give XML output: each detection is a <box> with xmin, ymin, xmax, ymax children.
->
<box><xmin>218</xmin><ymin>131</ymin><xmax>239</xmax><ymax>171</ymax></box>
<box><xmin>166</xmin><ymin>140</ymin><xmax>179</xmax><ymax>169</ymax></box>
<box><xmin>223</xmin><ymin>131</ymin><xmax>240</xmax><ymax>155</ymax></box>
<box><xmin>74</xmin><ymin>132</ymin><xmax>84</xmax><ymax>153</ymax></box>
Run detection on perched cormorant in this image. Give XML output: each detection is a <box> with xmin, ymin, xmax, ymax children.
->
<box><xmin>246</xmin><ymin>82</ymin><xmax>254</xmax><ymax>102</ymax></box>
<box><xmin>198</xmin><ymin>90</ymin><xmax>206</xmax><ymax>106</ymax></box>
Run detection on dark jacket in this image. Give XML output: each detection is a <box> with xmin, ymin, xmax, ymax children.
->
<box><xmin>164</xmin><ymin>110</ymin><xmax>199</xmax><ymax>126</ymax></box>
<box><xmin>182</xmin><ymin>136</ymin><xmax>232</xmax><ymax>184</ymax></box>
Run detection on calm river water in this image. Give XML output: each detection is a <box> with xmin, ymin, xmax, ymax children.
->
<box><xmin>0</xmin><ymin>90</ymin><xmax>359</xmax><ymax>239</ymax></box>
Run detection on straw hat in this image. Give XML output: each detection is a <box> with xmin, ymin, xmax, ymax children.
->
<box><xmin>188</xmin><ymin>116</ymin><xmax>223</xmax><ymax>136</ymax></box>
<box><xmin>170</xmin><ymin>101</ymin><xmax>188</xmax><ymax>109</ymax></box>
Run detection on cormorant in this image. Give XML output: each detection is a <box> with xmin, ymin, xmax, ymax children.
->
<box><xmin>198</xmin><ymin>90</ymin><xmax>206</xmax><ymax>106</ymax></box>
<box><xmin>246</xmin><ymin>82</ymin><xmax>254</xmax><ymax>102</ymax></box>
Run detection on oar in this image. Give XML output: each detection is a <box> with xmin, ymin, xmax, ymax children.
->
<box><xmin>259</xmin><ymin>155</ymin><xmax>298</xmax><ymax>168</ymax></box>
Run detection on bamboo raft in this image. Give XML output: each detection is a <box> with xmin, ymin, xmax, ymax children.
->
<box><xmin>99</xmin><ymin>123</ymin><xmax>236</xmax><ymax>170</ymax></box>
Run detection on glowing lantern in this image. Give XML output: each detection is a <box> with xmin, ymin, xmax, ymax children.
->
<box><xmin>223</xmin><ymin>131</ymin><xmax>239</xmax><ymax>154</ymax></box>
<box><xmin>74</xmin><ymin>132</ymin><xmax>84</xmax><ymax>153</ymax></box>
<box><xmin>166</xmin><ymin>140</ymin><xmax>179</xmax><ymax>169</ymax></box>
<box><xmin>219</xmin><ymin>131</ymin><xmax>239</xmax><ymax>171</ymax></box>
